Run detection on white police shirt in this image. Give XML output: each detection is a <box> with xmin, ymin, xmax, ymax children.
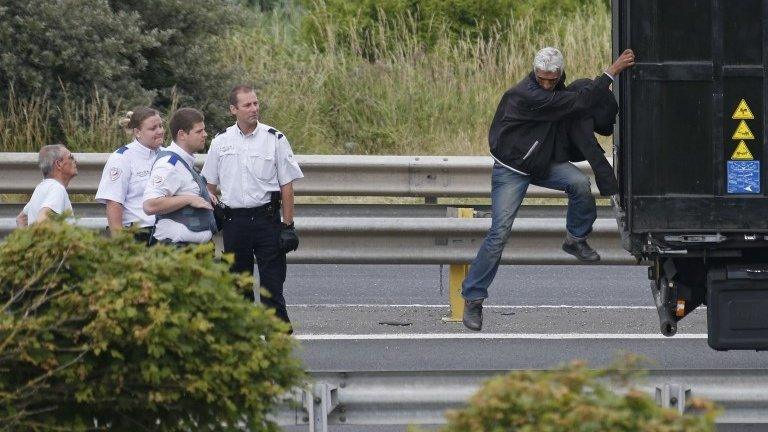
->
<box><xmin>95</xmin><ymin>140</ymin><xmax>157</xmax><ymax>227</ymax></box>
<box><xmin>142</xmin><ymin>142</ymin><xmax>212</xmax><ymax>243</ymax></box>
<box><xmin>201</xmin><ymin>122</ymin><xmax>303</xmax><ymax>208</ymax></box>
<box><xmin>23</xmin><ymin>178</ymin><xmax>73</xmax><ymax>224</ymax></box>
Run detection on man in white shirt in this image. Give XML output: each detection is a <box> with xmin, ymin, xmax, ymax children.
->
<box><xmin>201</xmin><ymin>85</ymin><xmax>303</xmax><ymax>327</ymax></box>
<box><xmin>16</xmin><ymin>144</ymin><xmax>78</xmax><ymax>226</ymax></box>
<box><xmin>143</xmin><ymin>108</ymin><xmax>215</xmax><ymax>245</ymax></box>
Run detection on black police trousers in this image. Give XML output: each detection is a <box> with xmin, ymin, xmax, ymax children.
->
<box><xmin>222</xmin><ymin>210</ymin><xmax>289</xmax><ymax>323</ymax></box>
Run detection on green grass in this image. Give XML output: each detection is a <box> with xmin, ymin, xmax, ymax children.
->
<box><xmin>0</xmin><ymin>1</ymin><xmax>611</xmax><ymax>156</ymax></box>
<box><xmin>224</xmin><ymin>0</ymin><xmax>611</xmax><ymax>155</ymax></box>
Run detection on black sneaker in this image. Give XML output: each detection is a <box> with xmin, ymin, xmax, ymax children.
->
<box><xmin>463</xmin><ymin>299</ymin><xmax>484</xmax><ymax>331</ymax></box>
<box><xmin>562</xmin><ymin>238</ymin><xmax>601</xmax><ymax>262</ymax></box>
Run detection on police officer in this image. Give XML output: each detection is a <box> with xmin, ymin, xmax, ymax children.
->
<box><xmin>201</xmin><ymin>85</ymin><xmax>303</xmax><ymax>326</ymax></box>
<box><xmin>143</xmin><ymin>108</ymin><xmax>216</xmax><ymax>246</ymax></box>
<box><xmin>96</xmin><ymin>107</ymin><xmax>164</xmax><ymax>244</ymax></box>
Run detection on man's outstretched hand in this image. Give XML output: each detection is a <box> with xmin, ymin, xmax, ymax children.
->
<box><xmin>607</xmin><ymin>49</ymin><xmax>636</xmax><ymax>77</ymax></box>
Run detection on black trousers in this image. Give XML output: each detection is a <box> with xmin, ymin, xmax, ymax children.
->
<box><xmin>222</xmin><ymin>210</ymin><xmax>289</xmax><ymax>323</ymax></box>
<box><xmin>134</xmin><ymin>227</ymin><xmax>158</xmax><ymax>246</ymax></box>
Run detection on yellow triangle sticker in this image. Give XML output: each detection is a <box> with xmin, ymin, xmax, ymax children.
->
<box><xmin>732</xmin><ymin>99</ymin><xmax>755</xmax><ymax>120</ymax></box>
<box><xmin>732</xmin><ymin>120</ymin><xmax>755</xmax><ymax>140</ymax></box>
<box><xmin>731</xmin><ymin>141</ymin><xmax>754</xmax><ymax>160</ymax></box>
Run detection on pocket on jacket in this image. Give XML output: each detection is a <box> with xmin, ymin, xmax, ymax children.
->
<box><xmin>247</xmin><ymin>154</ymin><xmax>275</xmax><ymax>180</ymax></box>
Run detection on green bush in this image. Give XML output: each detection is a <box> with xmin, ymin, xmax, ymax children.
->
<box><xmin>0</xmin><ymin>0</ymin><xmax>243</xmax><ymax>132</ymax></box>
<box><xmin>0</xmin><ymin>219</ymin><xmax>303</xmax><ymax>430</ymax></box>
<box><xmin>107</xmin><ymin>0</ymin><xmax>245</xmax><ymax>130</ymax></box>
<box><xmin>0</xmin><ymin>0</ymin><xmax>156</xmax><ymax>105</ymax></box>
<box><xmin>421</xmin><ymin>360</ymin><xmax>717</xmax><ymax>432</ymax></box>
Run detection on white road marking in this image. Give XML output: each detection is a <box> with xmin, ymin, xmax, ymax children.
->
<box><xmin>288</xmin><ymin>304</ymin><xmax>670</xmax><ymax>309</ymax></box>
<box><xmin>295</xmin><ymin>333</ymin><xmax>708</xmax><ymax>340</ymax></box>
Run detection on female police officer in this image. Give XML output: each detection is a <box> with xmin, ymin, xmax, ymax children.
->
<box><xmin>96</xmin><ymin>107</ymin><xmax>165</xmax><ymax>244</ymax></box>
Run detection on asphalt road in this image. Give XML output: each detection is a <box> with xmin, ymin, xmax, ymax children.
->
<box><xmin>284</xmin><ymin>264</ymin><xmax>652</xmax><ymax>307</ymax></box>
<box><xmin>279</xmin><ymin>264</ymin><xmax>767</xmax><ymax>432</ymax></box>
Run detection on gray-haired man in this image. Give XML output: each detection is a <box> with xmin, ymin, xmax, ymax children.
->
<box><xmin>16</xmin><ymin>144</ymin><xmax>78</xmax><ymax>226</ymax></box>
<box><xmin>460</xmin><ymin>47</ymin><xmax>635</xmax><ymax>331</ymax></box>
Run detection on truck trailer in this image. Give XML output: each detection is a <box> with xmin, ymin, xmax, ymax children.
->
<box><xmin>613</xmin><ymin>0</ymin><xmax>768</xmax><ymax>350</ymax></box>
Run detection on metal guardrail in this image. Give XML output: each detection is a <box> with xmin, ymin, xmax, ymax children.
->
<box><xmin>0</xmin><ymin>153</ymin><xmax>603</xmax><ymax>198</ymax></box>
<box><xmin>278</xmin><ymin>369</ymin><xmax>768</xmax><ymax>431</ymax></box>
<box><xmin>0</xmin><ymin>203</ymin><xmax>617</xmax><ymax>219</ymax></box>
<box><xmin>0</xmin><ymin>217</ymin><xmax>632</xmax><ymax>265</ymax></box>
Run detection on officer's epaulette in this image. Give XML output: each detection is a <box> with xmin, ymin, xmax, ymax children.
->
<box><xmin>115</xmin><ymin>146</ymin><xmax>129</xmax><ymax>154</ymax></box>
<box><xmin>267</xmin><ymin>127</ymin><xmax>284</xmax><ymax>140</ymax></box>
<box><xmin>166</xmin><ymin>154</ymin><xmax>179</xmax><ymax>165</ymax></box>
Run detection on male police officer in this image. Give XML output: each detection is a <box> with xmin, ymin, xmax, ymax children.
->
<box><xmin>201</xmin><ymin>85</ymin><xmax>303</xmax><ymax>326</ymax></box>
<box><xmin>143</xmin><ymin>108</ymin><xmax>216</xmax><ymax>245</ymax></box>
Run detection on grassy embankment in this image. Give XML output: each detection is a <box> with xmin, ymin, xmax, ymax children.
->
<box><xmin>1</xmin><ymin>2</ymin><xmax>610</xmax><ymax>205</ymax></box>
<box><xmin>1</xmin><ymin>2</ymin><xmax>610</xmax><ymax>156</ymax></box>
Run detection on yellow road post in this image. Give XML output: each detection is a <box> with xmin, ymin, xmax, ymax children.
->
<box><xmin>442</xmin><ymin>207</ymin><xmax>474</xmax><ymax>322</ymax></box>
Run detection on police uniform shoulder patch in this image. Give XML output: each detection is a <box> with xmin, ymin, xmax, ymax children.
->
<box><xmin>166</xmin><ymin>154</ymin><xmax>179</xmax><ymax>165</ymax></box>
<box><xmin>267</xmin><ymin>127</ymin><xmax>284</xmax><ymax>140</ymax></box>
<box><xmin>151</xmin><ymin>174</ymin><xmax>165</xmax><ymax>188</ymax></box>
<box><xmin>109</xmin><ymin>166</ymin><xmax>122</xmax><ymax>181</ymax></box>
<box><xmin>115</xmin><ymin>146</ymin><xmax>129</xmax><ymax>154</ymax></box>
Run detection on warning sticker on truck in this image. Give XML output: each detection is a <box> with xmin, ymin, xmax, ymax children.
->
<box><xmin>731</xmin><ymin>141</ymin><xmax>754</xmax><ymax>160</ymax></box>
<box><xmin>727</xmin><ymin>160</ymin><xmax>760</xmax><ymax>194</ymax></box>
<box><xmin>732</xmin><ymin>120</ymin><xmax>756</xmax><ymax>140</ymax></box>
<box><xmin>732</xmin><ymin>99</ymin><xmax>755</xmax><ymax>120</ymax></box>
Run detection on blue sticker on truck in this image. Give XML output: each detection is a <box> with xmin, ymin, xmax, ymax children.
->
<box><xmin>727</xmin><ymin>161</ymin><xmax>760</xmax><ymax>194</ymax></box>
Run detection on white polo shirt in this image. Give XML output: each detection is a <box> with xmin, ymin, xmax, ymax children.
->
<box><xmin>201</xmin><ymin>122</ymin><xmax>303</xmax><ymax>208</ymax></box>
<box><xmin>23</xmin><ymin>178</ymin><xmax>73</xmax><ymax>224</ymax></box>
<box><xmin>143</xmin><ymin>142</ymin><xmax>212</xmax><ymax>244</ymax></box>
<box><xmin>95</xmin><ymin>140</ymin><xmax>157</xmax><ymax>227</ymax></box>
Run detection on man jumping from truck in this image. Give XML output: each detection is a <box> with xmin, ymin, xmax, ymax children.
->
<box><xmin>461</xmin><ymin>47</ymin><xmax>636</xmax><ymax>331</ymax></box>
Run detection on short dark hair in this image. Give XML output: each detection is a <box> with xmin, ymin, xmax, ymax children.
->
<box><xmin>169</xmin><ymin>108</ymin><xmax>205</xmax><ymax>140</ymax></box>
<box><xmin>229</xmin><ymin>85</ymin><xmax>255</xmax><ymax>107</ymax></box>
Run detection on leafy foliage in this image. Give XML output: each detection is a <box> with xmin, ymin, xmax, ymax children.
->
<box><xmin>0</xmin><ymin>0</ymin><xmax>243</xmax><ymax>132</ymax></box>
<box><xmin>0</xmin><ymin>219</ymin><xmax>303</xmax><ymax>430</ymax></box>
<box><xmin>0</xmin><ymin>0</ymin><xmax>156</xmax><ymax>105</ymax></box>
<box><xmin>107</xmin><ymin>0</ymin><xmax>245</xmax><ymax>130</ymax></box>
<box><xmin>417</xmin><ymin>359</ymin><xmax>718</xmax><ymax>432</ymax></box>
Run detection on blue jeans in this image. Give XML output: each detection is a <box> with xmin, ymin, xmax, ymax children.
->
<box><xmin>461</xmin><ymin>162</ymin><xmax>597</xmax><ymax>301</ymax></box>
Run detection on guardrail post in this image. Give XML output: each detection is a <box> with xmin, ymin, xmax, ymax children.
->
<box><xmin>442</xmin><ymin>207</ymin><xmax>475</xmax><ymax>322</ymax></box>
<box><xmin>303</xmin><ymin>383</ymin><xmax>339</xmax><ymax>432</ymax></box>
<box><xmin>655</xmin><ymin>383</ymin><xmax>690</xmax><ymax>414</ymax></box>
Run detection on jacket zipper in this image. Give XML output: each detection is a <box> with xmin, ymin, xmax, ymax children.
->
<box><xmin>522</xmin><ymin>140</ymin><xmax>540</xmax><ymax>160</ymax></box>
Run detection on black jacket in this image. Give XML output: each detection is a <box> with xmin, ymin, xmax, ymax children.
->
<box><xmin>554</xmin><ymin>78</ymin><xmax>620</xmax><ymax>196</ymax></box>
<box><xmin>488</xmin><ymin>71</ymin><xmax>614</xmax><ymax>177</ymax></box>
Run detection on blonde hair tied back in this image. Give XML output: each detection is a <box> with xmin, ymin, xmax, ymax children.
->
<box><xmin>118</xmin><ymin>111</ymin><xmax>134</xmax><ymax>129</ymax></box>
<box><xmin>119</xmin><ymin>107</ymin><xmax>160</xmax><ymax>133</ymax></box>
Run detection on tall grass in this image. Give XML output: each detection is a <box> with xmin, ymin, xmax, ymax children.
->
<box><xmin>0</xmin><ymin>1</ymin><xmax>610</xmax><ymax>155</ymax></box>
<box><xmin>225</xmin><ymin>0</ymin><xmax>610</xmax><ymax>155</ymax></box>
<box><xmin>0</xmin><ymin>86</ymin><xmax>128</xmax><ymax>152</ymax></box>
